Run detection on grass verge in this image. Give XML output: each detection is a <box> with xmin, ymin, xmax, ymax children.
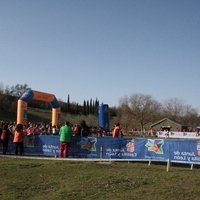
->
<box><xmin>1</xmin><ymin>157</ymin><xmax>200</xmax><ymax>200</ymax></box>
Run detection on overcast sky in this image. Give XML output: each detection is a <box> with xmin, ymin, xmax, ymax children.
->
<box><xmin>1</xmin><ymin>1</ymin><xmax>200</xmax><ymax>111</ymax></box>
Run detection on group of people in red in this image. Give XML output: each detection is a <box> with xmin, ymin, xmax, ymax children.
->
<box><xmin>0</xmin><ymin>122</ymin><xmax>26</xmax><ymax>155</ymax></box>
<box><xmin>0</xmin><ymin>120</ymin><xmax>123</xmax><ymax>158</ymax></box>
<box><xmin>58</xmin><ymin>121</ymin><xmax>123</xmax><ymax>158</ymax></box>
<box><xmin>0</xmin><ymin>120</ymin><xmax>91</xmax><ymax>157</ymax></box>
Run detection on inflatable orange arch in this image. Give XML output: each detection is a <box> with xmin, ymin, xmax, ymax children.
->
<box><xmin>17</xmin><ymin>90</ymin><xmax>61</xmax><ymax>126</ymax></box>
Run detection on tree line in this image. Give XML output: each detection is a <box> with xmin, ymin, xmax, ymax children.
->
<box><xmin>0</xmin><ymin>82</ymin><xmax>200</xmax><ymax>130</ymax></box>
<box><xmin>0</xmin><ymin>83</ymin><xmax>104</xmax><ymax>117</ymax></box>
<box><xmin>117</xmin><ymin>94</ymin><xmax>200</xmax><ymax>131</ymax></box>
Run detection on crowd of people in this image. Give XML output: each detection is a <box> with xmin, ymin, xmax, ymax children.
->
<box><xmin>0</xmin><ymin>120</ymin><xmax>123</xmax><ymax>157</ymax></box>
<box><xmin>0</xmin><ymin>121</ymin><xmax>120</xmax><ymax>137</ymax></box>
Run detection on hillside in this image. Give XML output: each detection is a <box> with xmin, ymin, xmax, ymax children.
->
<box><xmin>0</xmin><ymin>107</ymin><xmax>98</xmax><ymax>126</ymax></box>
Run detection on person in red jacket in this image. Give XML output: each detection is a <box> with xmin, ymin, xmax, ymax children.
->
<box><xmin>1</xmin><ymin>124</ymin><xmax>11</xmax><ymax>154</ymax></box>
<box><xmin>13</xmin><ymin>124</ymin><xmax>27</xmax><ymax>155</ymax></box>
<box><xmin>112</xmin><ymin>122</ymin><xmax>121</xmax><ymax>137</ymax></box>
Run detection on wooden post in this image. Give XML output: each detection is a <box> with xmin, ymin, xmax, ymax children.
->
<box><xmin>166</xmin><ymin>159</ymin><xmax>170</xmax><ymax>172</ymax></box>
<box><xmin>100</xmin><ymin>145</ymin><xmax>103</xmax><ymax>160</ymax></box>
<box><xmin>190</xmin><ymin>163</ymin><xmax>193</xmax><ymax>170</ymax></box>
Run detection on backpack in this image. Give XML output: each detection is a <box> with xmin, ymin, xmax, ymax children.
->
<box><xmin>1</xmin><ymin>130</ymin><xmax>7</xmax><ymax>140</ymax></box>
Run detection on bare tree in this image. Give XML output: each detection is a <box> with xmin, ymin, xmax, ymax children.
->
<box><xmin>0</xmin><ymin>82</ymin><xmax>4</xmax><ymax>94</ymax></box>
<box><xmin>178</xmin><ymin>104</ymin><xmax>198</xmax><ymax>130</ymax></box>
<box><xmin>10</xmin><ymin>84</ymin><xmax>31</xmax><ymax>97</ymax></box>
<box><xmin>162</xmin><ymin>97</ymin><xmax>200</xmax><ymax>130</ymax></box>
<box><xmin>119</xmin><ymin>94</ymin><xmax>161</xmax><ymax>130</ymax></box>
<box><xmin>0</xmin><ymin>82</ymin><xmax>10</xmax><ymax>95</ymax></box>
<box><xmin>162</xmin><ymin>98</ymin><xmax>185</xmax><ymax>119</ymax></box>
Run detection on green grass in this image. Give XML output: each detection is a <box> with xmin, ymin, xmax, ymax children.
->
<box><xmin>0</xmin><ymin>157</ymin><xmax>200</xmax><ymax>200</ymax></box>
<box><xmin>0</xmin><ymin>107</ymin><xmax>99</xmax><ymax>126</ymax></box>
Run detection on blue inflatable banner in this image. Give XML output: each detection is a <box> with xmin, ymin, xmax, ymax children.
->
<box><xmin>1</xmin><ymin>136</ymin><xmax>200</xmax><ymax>164</ymax></box>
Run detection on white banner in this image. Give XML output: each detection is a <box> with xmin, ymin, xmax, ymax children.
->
<box><xmin>157</xmin><ymin>131</ymin><xmax>200</xmax><ymax>139</ymax></box>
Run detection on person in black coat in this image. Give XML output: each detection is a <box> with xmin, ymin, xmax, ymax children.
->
<box><xmin>79</xmin><ymin>120</ymin><xmax>91</xmax><ymax>136</ymax></box>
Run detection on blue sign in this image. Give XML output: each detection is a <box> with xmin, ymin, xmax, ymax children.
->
<box><xmin>1</xmin><ymin>136</ymin><xmax>200</xmax><ymax>164</ymax></box>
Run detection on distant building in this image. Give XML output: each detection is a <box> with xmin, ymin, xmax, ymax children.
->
<box><xmin>150</xmin><ymin>118</ymin><xmax>188</xmax><ymax>132</ymax></box>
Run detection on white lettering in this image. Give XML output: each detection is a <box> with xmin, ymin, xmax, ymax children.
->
<box><xmin>174</xmin><ymin>156</ymin><xmax>186</xmax><ymax>160</ymax></box>
<box><xmin>181</xmin><ymin>152</ymin><xmax>195</xmax><ymax>156</ymax></box>
<box><xmin>192</xmin><ymin>157</ymin><xmax>200</xmax><ymax>161</ymax></box>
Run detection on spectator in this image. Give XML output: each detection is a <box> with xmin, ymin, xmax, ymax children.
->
<box><xmin>73</xmin><ymin>124</ymin><xmax>80</xmax><ymax>136</ymax></box>
<box><xmin>176</xmin><ymin>128</ymin><xmax>180</xmax><ymax>132</ymax></box>
<box><xmin>150</xmin><ymin>128</ymin><xmax>155</xmax><ymax>137</ymax></box>
<box><xmin>52</xmin><ymin>125</ymin><xmax>59</xmax><ymax>135</ymax></box>
<box><xmin>80</xmin><ymin>120</ymin><xmax>90</xmax><ymax>136</ymax></box>
<box><xmin>164</xmin><ymin>129</ymin><xmax>169</xmax><ymax>138</ymax></box>
<box><xmin>59</xmin><ymin>121</ymin><xmax>73</xmax><ymax>158</ymax></box>
<box><xmin>40</xmin><ymin>124</ymin><xmax>47</xmax><ymax>135</ymax></box>
<box><xmin>34</xmin><ymin>124</ymin><xmax>41</xmax><ymax>135</ymax></box>
<box><xmin>112</xmin><ymin>122</ymin><xmax>121</xmax><ymax>137</ymax></box>
<box><xmin>1</xmin><ymin>124</ymin><xmax>11</xmax><ymax>154</ymax></box>
<box><xmin>98</xmin><ymin>126</ymin><xmax>103</xmax><ymax>137</ymax></box>
<box><xmin>46</xmin><ymin>124</ymin><xmax>51</xmax><ymax>135</ymax></box>
<box><xmin>27</xmin><ymin>123</ymin><xmax>35</xmax><ymax>135</ymax></box>
<box><xmin>13</xmin><ymin>124</ymin><xmax>27</xmax><ymax>155</ymax></box>
<box><xmin>143</xmin><ymin>128</ymin><xmax>146</xmax><ymax>137</ymax></box>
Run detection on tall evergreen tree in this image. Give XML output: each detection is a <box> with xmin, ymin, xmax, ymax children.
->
<box><xmin>87</xmin><ymin>100</ymin><xmax>89</xmax><ymax>115</ymax></box>
<box><xmin>92</xmin><ymin>100</ymin><xmax>95</xmax><ymax>115</ymax></box>
<box><xmin>94</xmin><ymin>98</ymin><xmax>99</xmax><ymax>115</ymax></box>
<box><xmin>67</xmin><ymin>94</ymin><xmax>70</xmax><ymax>113</ymax></box>
<box><xmin>83</xmin><ymin>100</ymin><xmax>86</xmax><ymax>115</ymax></box>
<box><xmin>90</xmin><ymin>98</ymin><xmax>93</xmax><ymax>114</ymax></box>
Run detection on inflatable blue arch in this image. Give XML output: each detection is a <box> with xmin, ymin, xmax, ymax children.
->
<box><xmin>17</xmin><ymin>90</ymin><xmax>61</xmax><ymax>125</ymax></box>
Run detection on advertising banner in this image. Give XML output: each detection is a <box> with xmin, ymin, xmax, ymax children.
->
<box><xmin>1</xmin><ymin>136</ymin><xmax>200</xmax><ymax>164</ymax></box>
<box><xmin>157</xmin><ymin>131</ymin><xmax>200</xmax><ymax>139</ymax></box>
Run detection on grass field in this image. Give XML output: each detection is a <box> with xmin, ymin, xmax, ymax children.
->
<box><xmin>0</xmin><ymin>107</ymin><xmax>99</xmax><ymax>127</ymax></box>
<box><xmin>1</xmin><ymin>157</ymin><xmax>200</xmax><ymax>200</ymax></box>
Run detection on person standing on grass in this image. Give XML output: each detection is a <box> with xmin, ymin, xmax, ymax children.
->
<box><xmin>13</xmin><ymin>124</ymin><xmax>27</xmax><ymax>155</ymax></box>
<box><xmin>1</xmin><ymin>124</ymin><xmax>11</xmax><ymax>154</ymax></box>
<box><xmin>80</xmin><ymin>120</ymin><xmax>91</xmax><ymax>136</ymax></box>
<box><xmin>112</xmin><ymin>122</ymin><xmax>121</xmax><ymax>137</ymax></box>
<box><xmin>59</xmin><ymin>121</ymin><xmax>73</xmax><ymax>158</ymax></box>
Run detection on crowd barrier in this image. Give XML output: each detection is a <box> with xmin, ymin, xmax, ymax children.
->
<box><xmin>1</xmin><ymin>135</ymin><xmax>200</xmax><ymax>166</ymax></box>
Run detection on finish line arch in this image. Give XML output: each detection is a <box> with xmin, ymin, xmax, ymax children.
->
<box><xmin>17</xmin><ymin>90</ymin><xmax>61</xmax><ymax>126</ymax></box>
